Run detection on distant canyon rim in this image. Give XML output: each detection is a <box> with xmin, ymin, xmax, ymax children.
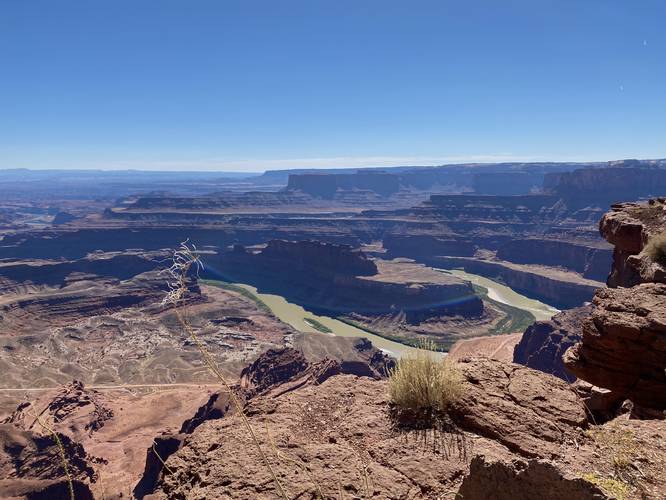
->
<box><xmin>1</xmin><ymin>158</ymin><xmax>665</xmax><ymax>499</ymax></box>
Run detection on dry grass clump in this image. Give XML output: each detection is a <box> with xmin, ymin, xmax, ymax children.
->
<box><xmin>388</xmin><ymin>341</ymin><xmax>464</xmax><ymax>414</ymax></box>
<box><xmin>582</xmin><ymin>472</ymin><xmax>630</xmax><ymax>500</ymax></box>
<box><xmin>582</xmin><ymin>424</ymin><xmax>644</xmax><ymax>499</ymax></box>
<box><xmin>585</xmin><ymin>425</ymin><xmax>640</xmax><ymax>474</ymax></box>
<box><xmin>643</xmin><ymin>231</ymin><xmax>666</xmax><ymax>265</ymax></box>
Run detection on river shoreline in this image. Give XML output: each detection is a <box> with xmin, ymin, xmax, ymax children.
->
<box><xmin>203</xmin><ymin>269</ymin><xmax>559</xmax><ymax>358</ymax></box>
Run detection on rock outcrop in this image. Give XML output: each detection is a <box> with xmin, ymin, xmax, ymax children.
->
<box><xmin>563</xmin><ymin>284</ymin><xmax>666</xmax><ymax>410</ymax></box>
<box><xmin>450</xmin><ymin>358</ymin><xmax>588</xmax><ymax>457</ymax></box>
<box><xmin>51</xmin><ymin>211</ymin><xmax>79</xmax><ymax>225</ymax></box>
<box><xmin>289</xmin><ymin>333</ymin><xmax>396</xmax><ymax>377</ymax></box>
<box><xmin>563</xmin><ymin>200</ymin><xmax>666</xmax><ymax>412</ymax></box>
<box><xmin>139</xmin><ymin>353</ymin><xmax>665</xmax><ymax>499</ymax></box>
<box><xmin>4</xmin><ymin>381</ymin><xmax>114</xmax><ymax>437</ymax></box>
<box><xmin>600</xmin><ymin>200</ymin><xmax>666</xmax><ymax>287</ymax></box>
<box><xmin>513</xmin><ymin>306</ymin><xmax>590</xmax><ymax>382</ymax></box>
<box><xmin>134</xmin><ymin>343</ymin><xmax>394</xmax><ymax>498</ymax></box>
<box><xmin>0</xmin><ymin>424</ymin><xmax>96</xmax><ymax>500</ymax></box>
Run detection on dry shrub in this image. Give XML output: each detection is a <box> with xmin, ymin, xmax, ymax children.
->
<box><xmin>388</xmin><ymin>341</ymin><xmax>464</xmax><ymax>414</ymax></box>
<box><xmin>582</xmin><ymin>472</ymin><xmax>629</xmax><ymax>500</ymax></box>
<box><xmin>585</xmin><ymin>425</ymin><xmax>639</xmax><ymax>474</ymax></box>
<box><xmin>582</xmin><ymin>424</ymin><xmax>644</xmax><ymax>499</ymax></box>
<box><xmin>643</xmin><ymin>232</ymin><xmax>666</xmax><ymax>265</ymax></box>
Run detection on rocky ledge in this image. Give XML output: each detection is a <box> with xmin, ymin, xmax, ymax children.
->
<box><xmin>600</xmin><ymin>199</ymin><xmax>666</xmax><ymax>287</ymax></box>
<box><xmin>139</xmin><ymin>352</ymin><xmax>664</xmax><ymax>499</ymax></box>
<box><xmin>562</xmin><ymin>200</ymin><xmax>666</xmax><ymax>413</ymax></box>
<box><xmin>2</xmin><ymin>346</ymin><xmax>664</xmax><ymax>498</ymax></box>
<box><xmin>0</xmin><ymin>335</ymin><xmax>393</xmax><ymax>499</ymax></box>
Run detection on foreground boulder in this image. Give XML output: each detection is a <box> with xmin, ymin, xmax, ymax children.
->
<box><xmin>450</xmin><ymin>358</ymin><xmax>588</xmax><ymax>457</ymax></box>
<box><xmin>458</xmin><ymin>455</ymin><xmax>605</xmax><ymax>500</ymax></box>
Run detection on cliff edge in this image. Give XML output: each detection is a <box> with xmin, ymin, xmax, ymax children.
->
<box><xmin>564</xmin><ymin>199</ymin><xmax>666</xmax><ymax>412</ymax></box>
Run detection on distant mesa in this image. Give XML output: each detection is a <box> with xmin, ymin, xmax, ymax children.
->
<box><xmin>51</xmin><ymin>210</ymin><xmax>79</xmax><ymax>225</ymax></box>
<box><xmin>286</xmin><ymin>171</ymin><xmax>401</xmax><ymax>199</ymax></box>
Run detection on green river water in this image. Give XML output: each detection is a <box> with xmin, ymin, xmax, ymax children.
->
<box><xmin>215</xmin><ymin>270</ymin><xmax>559</xmax><ymax>358</ymax></box>
<box><xmin>441</xmin><ymin>269</ymin><xmax>560</xmax><ymax>322</ymax></box>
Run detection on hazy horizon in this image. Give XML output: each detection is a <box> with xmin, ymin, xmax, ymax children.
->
<box><xmin>1</xmin><ymin>154</ymin><xmax>665</xmax><ymax>175</ymax></box>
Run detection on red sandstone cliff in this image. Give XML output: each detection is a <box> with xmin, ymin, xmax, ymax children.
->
<box><xmin>564</xmin><ymin>199</ymin><xmax>666</xmax><ymax>413</ymax></box>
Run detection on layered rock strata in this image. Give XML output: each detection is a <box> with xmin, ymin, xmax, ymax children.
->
<box><xmin>564</xmin><ymin>284</ymin><xmax>666</xmax><ymax>410</ymax></box>
<box><xmin>211</xmin><ymin>240</ymin><xmax>484</xmax><ymax>321</ymax></box>
<box><xmin>600</xmin><ymin>200</ymin><xmax>666</xmax><ymax>287</ymax></box>
<box><xmin>564</xmin><ymin>200</ymin><xmax>666</xmax><ymax>412</ymax></box>
<box><xmin>513</xmin><ymin>306</ymin><xmax>590</xmax><ymax>381</ymax></box>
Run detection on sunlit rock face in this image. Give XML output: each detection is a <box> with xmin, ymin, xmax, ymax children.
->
<box><xmin>564</xmin><ymin>283</ymin><xmax>666</xmax><ymax>411</ymax></box>
<box><xmin>564</xmin><ymin>199</ymin><xmax>666</xmax><ymax>412</ymax></box>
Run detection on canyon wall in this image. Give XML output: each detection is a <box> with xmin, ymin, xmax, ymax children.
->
<box><xmin>496</xmin><ymin>239</ymin><xmax>612</xmax><ymax>281</ymax></box>
<box><xmin>545</xmin><ymin>161</ymin><xmax>666</xmax><ymax>207</ymax></box>
<box><xmin>383</xmin><ymin>234</ymin><xmax>476</xmax><ymax>258</ymax></box>
<box><xmin>209</xmin><ymin>240</ymin><xmax>484</xmax><ymax>321</ymax></box>
<box><xmin>471</xmin><ymin>171</ymin><xmax>543</xmax><ymax>195</ymax></box>
<box><xmin>287</xmin><ymin>172</ymin><xmax>402</xmax><ymax>199</ymax></box>
<box><xmin>429</xmin><ymin>256</ymin><xmax>600</xmax><ymax>309</ymax></box>
<box><xmin>564</xmin><ymin>200</ymin><xmax>666</xmax><ymax>412</ymax></box>
<box><xmin>257</xmin><ymin>239</ymin><xmax>377</xmax><ymax>276</ymax></box>
<box><xmin>286</xmin><ymin>162</ymin><xmax>591</xmax><ymax>200</ymax></box>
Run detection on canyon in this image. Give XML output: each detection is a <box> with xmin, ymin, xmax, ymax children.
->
<box><xmin>1</xmin><ymin>159</ymin><xmax>666</xmax><ymax>499</ymax></box>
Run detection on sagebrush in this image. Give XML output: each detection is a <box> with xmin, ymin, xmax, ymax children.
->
<box><xmin>388</xmin><ymin>341</ymin><xmax>464</xmax><ymax>413</ymax></box>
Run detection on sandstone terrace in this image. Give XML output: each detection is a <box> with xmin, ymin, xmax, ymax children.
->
<box><xmin>1</xmin><ymin>165</ymin><xmax>666</xmax><ymax>498</ymax></box>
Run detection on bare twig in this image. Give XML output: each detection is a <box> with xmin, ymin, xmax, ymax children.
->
<box><xmin>162</xmin><ymin>240</ymin><xmax>289</xmax><ymax>500</ymax></box>
<box><xmin>31</xmin><ymin>412</ymin><xmax>75</xmax><ymax>500</ymax></box>
<box><xmin>151</xmin><ymin>441</ymin><xmax>175</xmax><ymax>475</ymax></box>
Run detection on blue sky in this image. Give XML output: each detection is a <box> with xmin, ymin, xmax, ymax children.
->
<box><xmin>1</xmin><ymin>0</ymin><xmax>664</xmax><ymax>171</ymax></box>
